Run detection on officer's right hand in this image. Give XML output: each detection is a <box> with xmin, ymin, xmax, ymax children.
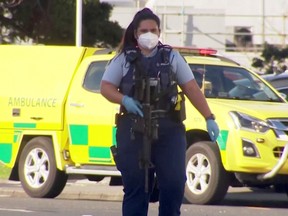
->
<box><xmin>122</xmin><ymin>95</ymin><xmax>143</xmax><ymax>117</ymax></box>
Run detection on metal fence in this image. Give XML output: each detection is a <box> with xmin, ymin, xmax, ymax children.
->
<box><xmin>155</xmin><ymin>9</ymin><xmax>288</xmax><ymax>52</ymax></box>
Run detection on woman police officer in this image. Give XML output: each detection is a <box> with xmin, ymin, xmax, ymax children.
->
<box><xmin>100</xmin><ymin>8</ymin><xmax>219</xmax><ymax>216</ymax></box>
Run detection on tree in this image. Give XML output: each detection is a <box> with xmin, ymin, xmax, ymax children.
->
<box><xmin>0</xmin><ymin>0</ymin><xmax>123</xmax><ymax>47</ymax></box>
<box><xmin>251</xmin><ymin>43</ymin><xmax>288</xmax><ymax>74</ymax></box>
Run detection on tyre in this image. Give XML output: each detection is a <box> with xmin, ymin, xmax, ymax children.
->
<box><xmin>285</xmin><ymin>186</ymin><xmax>288</xmax><ymax>197</ymax></box>
<box><xmin>184</xmin><ymin>141</ymin><xmax>230</xmax><ymax>205</ymax></box>
<box><xmin>86</xmin><ymin>175</ymin><xmax>105</xmax><ymax>182</ymax></box>
<box><xmin>273</xmin><ymin>184</ymin><xmax>288</xmax><ymax>194</ymax></box>
<box><xmin>18</xmin><ymin>137</ymin><xmax>68</xmax><ymax>198</ymax></box>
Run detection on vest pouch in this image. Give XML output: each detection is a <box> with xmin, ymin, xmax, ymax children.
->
<box><xmin>149</xmin><ymin>78</ymin><xmax>161</xmax><ymax>101</ymax></box>
<box><xmin>170</xmin><ymin>92</ymin><xmax>186</xmax><ymax>123</ymax></box>
<box><xmin>131</xmin><ymin>116</ymin><xmax>145</xmax><ymax>133</ymax></box>
<box><xmin>134</xmin><ymin>76</ymin><xmax>147</xmax><ymax>101</ymax></box>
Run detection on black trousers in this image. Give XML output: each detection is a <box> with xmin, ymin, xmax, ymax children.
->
<box><xmin>116</xmin><ymin>116</ymin><xmax>187</xmax><ymax>216</ymax></box>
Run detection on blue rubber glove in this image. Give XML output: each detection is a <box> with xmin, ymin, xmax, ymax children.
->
<box><xmin>122</xmin><ymin>95</ymin><xmax>143</xmax><ymax>117</ymax></box>
<box><xmin>206</xmin><ymin>119</ymin><xmax>219</xmax><ymax>142</ymax></box>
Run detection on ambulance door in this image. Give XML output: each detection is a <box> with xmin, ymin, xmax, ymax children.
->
<box><xmin>65</xmin><ymin>55</ymin><xmax>118</xmax><ymax>165</ymax></box>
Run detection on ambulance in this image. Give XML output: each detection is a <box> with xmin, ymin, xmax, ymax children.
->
<box><xmin>0</xmin><ymin>45</ymin><xmax>288</xmax><ymax>204</ymax></box>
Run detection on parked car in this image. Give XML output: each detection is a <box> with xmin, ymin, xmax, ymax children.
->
<box><xmin>1</xmin><ymin>45</ymin><xmax>288</xmax><ymax>205</ymax></box>
<box><xmin>262</xmin><ymin>71</ymin><xmax>288</xmax><ymax>98</ymax></box>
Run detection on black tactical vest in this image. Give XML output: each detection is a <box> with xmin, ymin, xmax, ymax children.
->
<box><xmin>119</xmin><ymin>45</ymin><xmax>178</xmax><ymax>112</ymax></box>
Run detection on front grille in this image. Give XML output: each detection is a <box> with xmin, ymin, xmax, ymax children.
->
<box><xmin>267</xmin><ymin>118</ymin><xmax>288</xmax><ymax>138</ymax></box>
<box><xmin>273</xmin><ymin>146</ymin><xmax>284</xmax><ymax>158</ymax></box>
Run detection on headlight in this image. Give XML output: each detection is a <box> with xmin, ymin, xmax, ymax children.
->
<box><xmin>230</xmin><ymin>111</ymin><xmax>270</xmax><ymax>133</ymax></box>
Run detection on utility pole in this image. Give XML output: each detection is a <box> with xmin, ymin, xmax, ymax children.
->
<box><xmin>76</xmin><ymin>0</ymin><xmax>82</xmax><ymax>47</ymax></box>
<box><xmin>262</xmin><ymin>0</ymin><xmax>265</xmax><ymax>47</ymax></box>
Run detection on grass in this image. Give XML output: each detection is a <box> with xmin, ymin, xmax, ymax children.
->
<box><xmin>0</xmin><ymin>163</ymin><xmax>11</xmax><ymax>179</ymax></box>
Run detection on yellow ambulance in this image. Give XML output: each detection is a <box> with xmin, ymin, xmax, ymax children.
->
<box><xmin>0</xmin><ymin>45</ymin><xmax>288</xmax><ymax>204</ymax></box>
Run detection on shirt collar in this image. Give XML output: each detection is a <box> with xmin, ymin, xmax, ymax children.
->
<box><xmin>142</xmin><ymin>46</ymin><xmax>158</xmax><ymax>58</ymax></box>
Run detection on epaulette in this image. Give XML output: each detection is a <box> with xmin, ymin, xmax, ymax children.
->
<box><xmin>124</xmin><ymin>47</ymin><xmax>141</xmax><ymax>63</ymax></box>
<box><xmin>158</xmin><ymin>44</ymin><xmax>172</xmax><ymax>64</ymax></box>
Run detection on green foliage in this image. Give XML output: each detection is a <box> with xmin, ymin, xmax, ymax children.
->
<box><xmin>0</xmin><ymin>0</ymin><xmax>123</xmax><ymax>47</ymax></box>
<box><xmin>82</xmin><ymin>0</ymin><xmax>123</xmax><ymax>47</ymax></box>
<box><xmin>252</xmin><ymin>43</ymin><xmax>288</xmax><ymax>74</ymax></box>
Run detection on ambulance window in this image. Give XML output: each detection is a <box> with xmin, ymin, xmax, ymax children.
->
<box><xmin>83</xmin><ymin>61</ymin><xmax>108</xmax><ymax>92</ymax></box>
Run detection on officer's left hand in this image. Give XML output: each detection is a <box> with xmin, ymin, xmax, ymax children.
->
<box><xmin>206</xmin><ymin>119</ymin><xmax>219</xmax><ymax>142</ymax></box>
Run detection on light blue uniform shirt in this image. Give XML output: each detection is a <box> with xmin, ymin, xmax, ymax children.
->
<box><xmin>102</xmin><ymin>47</ymin><xmax>194</xmax><ymax>87</ymax></box>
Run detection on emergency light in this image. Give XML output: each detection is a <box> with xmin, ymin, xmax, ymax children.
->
<box><xmin>173</xmin><ymin>47</ymin><xmax>217</xmax><ymax>56</ymax></box>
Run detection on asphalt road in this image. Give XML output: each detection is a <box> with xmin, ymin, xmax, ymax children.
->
<box><xmin>0</xmin><ymin>178</ymin><xmax>288</xmax><ymax>216</ymax></box>
<box><xmin>0</xmin><ymin>194</ymin><xmax>288</xmax><ymax>216</ymax></box>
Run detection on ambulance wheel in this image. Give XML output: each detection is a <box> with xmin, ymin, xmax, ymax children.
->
<box><xmin>18</xmin><ymin>136</ymin><xmax>68</xmax><ymax>198</ymax></box>
<box><xmin>184</xmin><ymin>141</ymin><xmax>230</xmax><ymax>205</ymax></box>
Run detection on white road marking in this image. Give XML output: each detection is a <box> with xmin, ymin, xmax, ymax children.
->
<box><xmin>248</xmin><ymin>207</ymin><xmax>270</xmax><ymax>210</ymax></box>
<box><xmin>0</xmin><ymin>208</ymin><xmax>34</xmax><ymax>213</ymax></box>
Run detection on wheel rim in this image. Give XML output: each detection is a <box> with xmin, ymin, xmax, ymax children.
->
<box><xmin>186</xmin><ymin>153</ymin><xmax>211</xmax><ymax>195</ymax></box>
<box><xmin>24</xmin><ymin>148</ymin><xmax>50</xmax><ymax>188</ymax></box>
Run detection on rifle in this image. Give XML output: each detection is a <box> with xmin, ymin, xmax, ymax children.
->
<box><xmin>132</xmin><ymin>59</ymin><xmax>159</xmax><ymax>193</ymax></box>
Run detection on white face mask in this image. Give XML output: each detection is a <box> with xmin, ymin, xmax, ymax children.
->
<box><xmin>137</xmin><ymin>32</ymin><xmax>159</xmax><ymax>50</ymax></box>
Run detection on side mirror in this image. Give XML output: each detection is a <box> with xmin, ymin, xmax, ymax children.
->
<box><xmin>279</xmin><ymin>92</ymin><xmax>287</xmax><ymax>100</ymax></box>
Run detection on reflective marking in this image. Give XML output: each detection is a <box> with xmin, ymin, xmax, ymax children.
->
<box><xmin>217</xmin><ymin>130</ymin><xmax>228</xmax><ymax>150</ymax></box>
<box><xmin>14</xmin><ymin>123</ymin><xmax>36</xmax><ymax>129</ymax></box>
<box><xmin>0</xmin><ymin>143</ymin><xmax>12</xmax><ymax>163</ymax></box>
<box><xmin>0</xmin><ymin>208</ymin><xmax>34</xmax><ymax>212</ymax></box>
<box><xmin>70</xmin><ymin>125</ymin><xmax>88</xmax><ymax>145</ymax></box>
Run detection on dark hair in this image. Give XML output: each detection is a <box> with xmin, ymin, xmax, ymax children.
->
<box><xmin>117</xmin><ymin>8</ymin><xmax>160</xmax><ymax>52</ymax></box>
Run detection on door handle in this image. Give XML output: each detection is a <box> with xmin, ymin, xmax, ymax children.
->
<box><xmin>31</xmin><ymin>117</ymin><xmax>43</xmax><ymax>121</ymax></box>
<box><xmin>70</xmin><ymin>102</ymin><xmax>84</xmax><ymax>107</ymax></box>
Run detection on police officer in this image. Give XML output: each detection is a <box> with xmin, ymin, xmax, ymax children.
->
<box><xmin>100</xmin><ymin>8</ymin><xmax>219</xmax><ymax>216</ymax></box>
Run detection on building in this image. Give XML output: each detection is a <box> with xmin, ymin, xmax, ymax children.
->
<box><xmin>101</xmin><ymin>0</ymin><xmax>288</xmax><ymax>54</ymax></box>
